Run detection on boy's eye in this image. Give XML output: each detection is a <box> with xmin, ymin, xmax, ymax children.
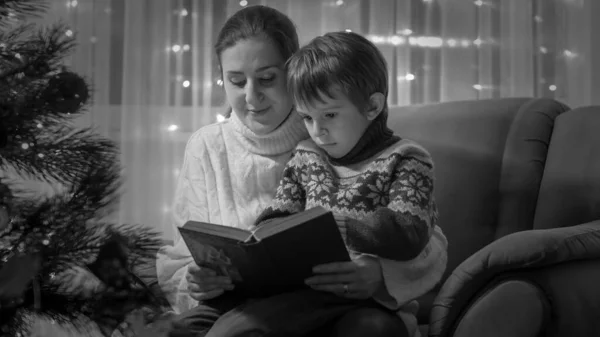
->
<box><xmin>301</xmin><ymin>115</ymin><xmax>312</xmax><ymax>121</ymax></box>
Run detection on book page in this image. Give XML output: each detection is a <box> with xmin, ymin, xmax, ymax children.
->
<box><xmin>184</xmin><ymin>220</ymin><xmax>252</xmax><ymax>242</ymax></box>
<box><xmin>253</xmin><ymin>206</ymin><xmax>329</xmax><ymax>239</ymax></box>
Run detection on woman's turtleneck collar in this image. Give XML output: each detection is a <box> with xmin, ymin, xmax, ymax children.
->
<box><xmin>229</xmin><ymin>108</ymin><xmax>309</xmax><ymax>156</ymax></box>
<box><xmin>329</xmin><ymin>109</ymin><xmax>401</xmax><ymax>166</ymax></box>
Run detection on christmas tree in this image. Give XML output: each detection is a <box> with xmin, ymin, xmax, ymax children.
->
<box><xmin>0</xmin><ymin>1</ymin><xmax>171</xmax><ymax>336</ymax></box>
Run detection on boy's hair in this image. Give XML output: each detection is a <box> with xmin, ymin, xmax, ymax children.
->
<box><xmin>286</xmin><ymin>31</ymin><xmax>388</xmax><ymax>113</ymax></box>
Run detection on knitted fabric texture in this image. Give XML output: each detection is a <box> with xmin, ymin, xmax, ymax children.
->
<box><xmin>329</xmin><ymin>108</ymin><xmax>400</xmax><ymax>166</ymax></box>
<box><xmin>255</xmin><ymin>138</ymin><xmax>438</xmax><ymax>261</ymax></box>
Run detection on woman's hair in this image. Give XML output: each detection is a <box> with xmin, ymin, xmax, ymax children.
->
<box><xmin>215</xmin><ymin>5</ymin><xmax>299</xmax><ymax>64</ymax></box>
<box><xmin>286</xmin><ymin>31</ymin><xmax>388</xmax><ymax>114</ymax></box>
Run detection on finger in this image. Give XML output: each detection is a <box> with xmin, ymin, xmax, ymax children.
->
<box><xmin>305</xmin><ymin>273</ymin><xmax>355</xmax><ymax>285</ymax></box>
<box><xmin>190</xmin><ymin>288</ymin><xmax>225</xmax><ymax>301</ymax></box>
<box><xmin>187</xmin><ymin>273</ymin><xmax>232</xmax><ymax>286</ymax></box>
<box><xmin>189</xmin><ymin>265</ymin><xmax>217</xmax><ymax>276</ymax></box>
<box><xmin>189</xmin><ymin>281</ymin><xmax>235</xmax><ymax>293</ymax></box>
<box><xmin>308</xmin><ymin>284</ymin><xmax>368</xmax><ymax>299</ymax></box>
<box><xmin>339</xmin><ymin>291</ymin><xmax>369</xmax><ymax>299</ymax></box>
<box><xmin>313</xmin><ymin>262</ymin><xmax>356</xmax><ymax>274</ymax></box>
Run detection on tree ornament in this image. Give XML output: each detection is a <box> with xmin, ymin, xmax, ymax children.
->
<box><xmin>42</xmin><ymin>71</ymin><xmax>90</xmax><ymax>114</ymax></box>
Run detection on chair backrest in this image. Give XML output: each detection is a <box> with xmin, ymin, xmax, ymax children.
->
<box><xmin>534</xmin><ymin>106</ymin><xmax>600</xmax><ymax>229</ymax></box>
<box><xmin>387</xmin><ymin>98</ymin><xmax>569</xmax><ymax>276</ymax></box>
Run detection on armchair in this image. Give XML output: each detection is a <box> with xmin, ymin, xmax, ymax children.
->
<box><xmin>388</xmin><ymin>98</ymin><xmax>600</xmax><ymax>337</ymax></box>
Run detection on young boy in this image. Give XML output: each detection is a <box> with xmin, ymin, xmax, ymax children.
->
<box><xmin>206</xmin><ymin>31</ymin><xmax>446</xmax><ymax>337</ymax></box>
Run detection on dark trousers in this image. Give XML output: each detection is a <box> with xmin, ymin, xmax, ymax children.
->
<box><xmin>170</xmin><ymin>289</ymin><xmax>406</xmax><ymax>337</ymax></box>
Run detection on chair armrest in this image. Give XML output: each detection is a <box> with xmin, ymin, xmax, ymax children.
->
<box><xmin>514</xmin><ymin>258</ymin><xmax>600</xmax><ymax>336</ymax></box>
<box><xmin>428</xmin><ymin>220</ymin><xmax>600</xmax><ymax>337</ymax></box>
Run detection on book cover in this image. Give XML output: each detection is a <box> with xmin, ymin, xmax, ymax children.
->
<box><xmin>178</xmin><ymin>207</ymin><xmax>350</xmax><ymax>295</ymax></box>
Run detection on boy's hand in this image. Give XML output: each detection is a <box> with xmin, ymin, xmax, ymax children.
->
<box><xmin>304</xmin><ymin>255</ymin><xmax>384</xmax><ymax>299</ymax></box>
<box><xmin>186</xmin><ymin>263</ymin><xmax>234</xmax><ymax>301</ymax></box>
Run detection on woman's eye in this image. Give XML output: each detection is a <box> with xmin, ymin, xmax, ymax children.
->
<box><xmin>324</xmin><ymin>113</ymin><xmax>336</xmax><ymax>119</ymax></box>
<box><xmin>229</xmin><ymin>78</ymin><xmax>245</xmax><ymax>87</ymax></box>
<box><xmin>260</xmin><ymin>75</ymin><xmax>275</xmax><ymax>83</ymax></box>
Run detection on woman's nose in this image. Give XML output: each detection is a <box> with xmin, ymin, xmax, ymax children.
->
<box><xmin>245</xmin><ymin>81</ymin><xmax>263</xmax><ymax>106</ymax></box>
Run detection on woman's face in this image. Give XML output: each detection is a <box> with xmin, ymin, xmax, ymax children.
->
<box><xmin>220</xmin><ymin>38</ymin><xmax>293</xmax><ymax>135</ymax></box>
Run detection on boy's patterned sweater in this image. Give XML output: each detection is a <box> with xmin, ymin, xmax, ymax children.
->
<box><xmin>255</xmin><ymin>138</ymin><xmax>438</xmax><ymax>262</ymax></box>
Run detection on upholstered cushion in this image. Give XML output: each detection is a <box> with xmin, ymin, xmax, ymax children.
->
<box><xmin>534</xmin><ymin>106</ymin><xmax>600</xmax><ymax>229</ymax></box>
<box><xmin>387</xmin><ymin>98</ymin><xmax>568</xmax><ymax>278</ymax></box>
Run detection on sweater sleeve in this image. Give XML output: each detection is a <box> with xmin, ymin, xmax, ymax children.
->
<box><xmin>254</xmin><ymin>153</ymin><xmax>306</xmax><ymax>226</ymax></box>
<box><xmin>156</xmin><ymin>135</ymin><xmax>208</xmax><ymax>313</ymax></box>
<box><xmin>341</xmin><ymin>152</ymin><xmax>438</xmax><ymax>261</ymax></box>
<box><xmin>370</xmin><ymin>225</ymin><xmax>448</xmax><ymax>309</ymax></box>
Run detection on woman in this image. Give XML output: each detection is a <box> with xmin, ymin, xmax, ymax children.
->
<box><xmin>157</xmin><ymin>5</ymin><xmax>446</xmax><ymax>337</ymax></box>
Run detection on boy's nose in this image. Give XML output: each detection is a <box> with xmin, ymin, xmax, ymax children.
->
<box><xmin>312</xmin><ymin>122</ymin><xmax>327</xmax><ymax>137</ymax></box>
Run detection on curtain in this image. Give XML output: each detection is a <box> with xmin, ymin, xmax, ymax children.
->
<box><xmin>39</xmin><ymin>0</ymin><xmax>599</xmax><ymax>241</ymax></box>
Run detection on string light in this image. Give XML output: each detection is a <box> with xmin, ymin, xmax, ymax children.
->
<box><xmin>21</xmin><ymin>143</ymin><xmax>29</xmax><ymax>150</ymax></box>
<box><xmin>473</xmin><ymin>84</ymin><xmax>483</xmax><ymax>90</ymax></box>
<box><xmin>65</xmin><ymin>30</ymin><xmax>73</xmax><ymax>37</ymax></box>
<box><xmin>216</xmin><ymin>79</ymin><xmax>224</xmax><ymax>86</ymax></box>
<box><xmin>183</xmin><ymin>44</ymin><xmax>190</xmax><ymax>51</ymax></box>
<box><xmin>336</xmin><ymin>0</ymin><xmax>344</xmax><ymax>5</ymax></box>
<box><xmin>180</xmin><ymin>8</ymin><xmax>188</xmax><ymax>17</ymax></box>
<box><xmin>474</xmin><ymin>0</ymin><xmax>484</xmax><ymax>6</ymax></box>
<box><xmin>345</xmin><ymin>29</ymin><xmax>352</xmax><ymax>32</ymax></box>
<box><xmin>67</xmin><ymin>0</ymin><xmax>78</xmax><ymax>8</ymax></box>
<box><xmin>368</xmin><ymin>34</ymin><xmax>481</xmax><ymax>48</ymax></box>
<box><xmin>239</xmin><ymin>0</ymin><xmax>248</xmax><ymax>6</ymax></box>
<box><xmin>167</xmin><ymin>124</ymin><xmax>179</xmax><ymax>131</ymax></box>
<box><xmin>540</xmin><ymin>46</ymin><xmax>548</xmax><ymax>53</ymax></box>
<box><xmin>549</xmin><ymin>85</ymin><xmax>557</xmax><ymax>91</ymax></box>
<box><xmin>182</xmin><ymin>80</ymin><xmax>190</xmax><ymax>88</ymax></box>
<box><xmin>172</xmin><ymin>44</ymin><xmax>181</xmax><ymax>52</ymax></box>
<box><xmin>400</xmin><ymin>29</ymin><xmax>413</xmax><ymax>36</ymax></box>
<box><xmin>563</xmin><ymin>50</ymin><xmax>576</xmax><ymax>58</ymax></box>
<box><xmin>216</xmin><ymin>114</ymin><xmax>226</xmax><ymax>122</ymax></box>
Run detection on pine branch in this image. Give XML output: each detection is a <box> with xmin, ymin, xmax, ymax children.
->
<box><xmin>0</xmin><ymin>22</ymin><xmax>77</xmax><ymax>85</ymax></box>
<box><xmin>0</xmin><ymin>0</ymin><xmax>50</xmax><ymax>29</ymax></box>
<box><xmin>0</xmin><ymin>125</ymin><xmax>119</xmax><ymax>187</ymax></box>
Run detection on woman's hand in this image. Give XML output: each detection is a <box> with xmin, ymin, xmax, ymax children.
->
<box><xmin>186</xmin><ymin>263</ymin><xmax>234</xmax><ymax>301</ymax></box>
<box><xmin>304</xmin><ymin>254</ymin><xmax>384</xmax><ymax>299</ymax></box>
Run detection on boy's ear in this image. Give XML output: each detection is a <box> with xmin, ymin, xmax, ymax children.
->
<box><xmin>365</xmin><ymin>92</ymin><xmax>385</xmax><ymax>121</ymax></box>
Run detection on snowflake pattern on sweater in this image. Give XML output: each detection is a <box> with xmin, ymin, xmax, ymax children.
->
<box><xmin>256</xmin><ymin>138</ymin><xmax>438</xmax><ymax>261</ymax></box>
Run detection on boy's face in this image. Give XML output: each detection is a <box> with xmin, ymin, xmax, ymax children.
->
<box><xmin>296</xmin><ymin>90</ymin><xmax>373</xmax><ymax>159</ymax></box>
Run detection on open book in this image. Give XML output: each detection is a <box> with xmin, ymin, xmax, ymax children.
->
<box><xmin>178</xmin><ymin>206</ymin><xmax>350</xmax><ymax>296</ymax></box>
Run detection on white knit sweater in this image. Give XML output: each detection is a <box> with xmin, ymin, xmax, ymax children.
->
<box><xmin>156</xmin><ymin>110</ymin><xmax>447</xmax><ymax>337</ymax></box>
